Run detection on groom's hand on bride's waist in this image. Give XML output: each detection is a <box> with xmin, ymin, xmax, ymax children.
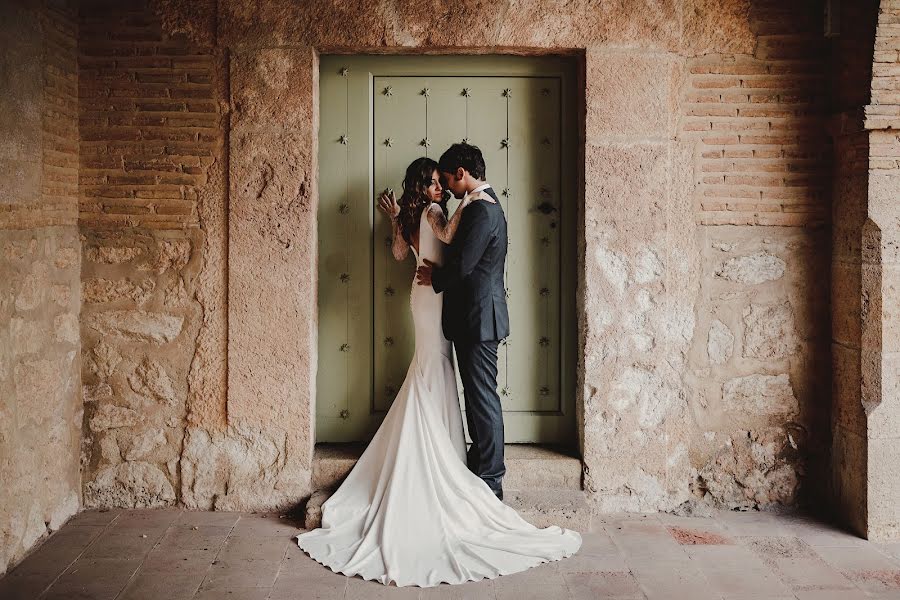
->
<box><xmin>416</xmin><ymin>259</ymin><xmax>435</xmax><ymax>286</ymax></box>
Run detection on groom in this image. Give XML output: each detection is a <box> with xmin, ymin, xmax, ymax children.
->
<box><xmin>416</xmin><ymin>143</ymin><xmax>510</xmax><ymax>501</ymax></box>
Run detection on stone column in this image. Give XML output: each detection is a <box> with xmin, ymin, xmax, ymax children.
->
<box><xmin>182</xmin><ymin>47</ymin><xmax>318</xmax><ymax>511</ymax></box>
<box><xmin>832</xmin><ymin>0</ymin><xmax>900</xmax><ymax>540</ymax></box>
<box><xmin>859</xmin><ymin>128</ymin><xmax>900</xmax><ymax>540</ymax></box>
<box><xmin>580</xmin><ymin>49</ymin><xmax>693</xmax><ymax>511</ymax></box>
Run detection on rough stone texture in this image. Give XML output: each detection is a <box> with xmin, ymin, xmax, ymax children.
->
<box><xmin>80</xmin><ymin>230</ymin><xmax>203</xmax><ymax>511</ymax></box>
<box><xmin>0</xmin><ymin>1</ymin><xmax>81</xmax><ymax>576</ymax></box>
<box><xmin>84</xmin><ymin>462</ymin><xmax>176</xmax><ymax>508</ymax></box>
<box><xmin>682</xmin><ymin>226</ymin><xmax>829</xmax><ymax>511</ymax></box>
<box><xmin>202</xmin><ymin>45</ymin><xmax>318</xmax><ymax>511</ymax></box>
<box><xmin>217</xmin><ymin>0</ymin><xmax>680</xmax><ymax>51</ymax></box>
<box><xmin>722</xmin><ymin>374</ymin><xmax>799</xmax><ymax>417</ymax></box>
<box><xmin>696</xmin><ymin>429</ymin><xmax>803</xmax><ymax>508</ymax></box>
<box><xmin>715</xmin><ymin>252</ymin><xmax>786</xmax><ymax>285</ymax></box>
<box><xmin>585</xmin><ymin>50</ymin><xmax>677</xmax><ymax>140</ymax></box>
<box><xmin>680</xmin><ymin>0</ymin><xmax>754</xmax><ymax>57</ymax></box>
<box><xmin>742</xmin><ymin>302</ymin><xmax>799</xmax><ymax>359</ymax></box>
<box><xmin>707</xmin><ymin>319</ymin><xmax>734</xmax><ymax>365</ymax></box>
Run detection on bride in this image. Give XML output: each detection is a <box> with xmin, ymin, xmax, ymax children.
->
<box><xmin>295</xmin><ymin>157</ymin><xmax>582</xmax><ymax>588</ymax></box>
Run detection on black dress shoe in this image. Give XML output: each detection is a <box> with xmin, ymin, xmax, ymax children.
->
<box><xmin>494</xmin><ymin>490</ymin><xmax>503</xmax><ymax>501</ymax></box>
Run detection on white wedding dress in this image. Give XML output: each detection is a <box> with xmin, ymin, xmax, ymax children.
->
<box><xmin>295</xmin><ymin>202</ymin><xmax>582</xmax><ymax>587</ymax></box>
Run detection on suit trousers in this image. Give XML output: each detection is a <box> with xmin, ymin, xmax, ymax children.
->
<box><xmin>454</xmin><ymin>339</ymin><xmax>506</xmax><ymax>496</ymax></box>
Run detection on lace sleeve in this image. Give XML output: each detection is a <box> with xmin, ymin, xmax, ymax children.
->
<box><xmin>427</xmin><ymin>200</ymin><xmax>470</xmax><ymax>244</ymax></box>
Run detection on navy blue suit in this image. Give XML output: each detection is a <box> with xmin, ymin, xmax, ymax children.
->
<box><xmin>431</xmin><ymin>186</ymin><xmax>509</xmax><ymax>498</ymax></box>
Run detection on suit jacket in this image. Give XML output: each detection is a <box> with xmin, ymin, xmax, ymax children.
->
<box><xmin>431</xmin><ymin>186</ymin><xmax>510</xmax><ymax>343</ymax></box>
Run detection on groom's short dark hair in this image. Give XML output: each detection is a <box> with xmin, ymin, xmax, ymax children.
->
<box><xmin>438</xmin><ymin>143</ymin><xmax>486</xmax><ymax>180</ymax></box>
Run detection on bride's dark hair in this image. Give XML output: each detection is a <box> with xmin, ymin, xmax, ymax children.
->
<box><xmin>398</xmin><ymin>157</ymin><xmax>442</xmax><ymax>246</ymax></box>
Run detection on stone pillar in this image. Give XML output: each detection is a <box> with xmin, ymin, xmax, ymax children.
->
<box><xmin>580</xmin><ymin>48</ymin><xmax>693</xmax><ymax>511</ymax></box>
<box><xmin>859</xmin><ymin>129</ymin><xmax>900</xmax><ymax>540</ymax></box>
<box><xmin>218</xmin><ymin>47</ymin><xmax>318</xmax><ymax>510</ymax></box>
<box><xmin>832</xmin><ymin>0</ymin><xmax>900</xmax><ymax>540</ymax></box>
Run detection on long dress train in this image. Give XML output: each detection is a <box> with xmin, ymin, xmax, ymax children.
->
<box><xmin>295</xmin><ymin>203</ymin><xmax>582</xmax><ymax>587</ymax></box>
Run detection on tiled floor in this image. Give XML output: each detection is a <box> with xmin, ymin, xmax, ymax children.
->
<box><xmin>2</xmin><ymin>508</ymin><xmax>900</xmax><ymax>599</ymax></box>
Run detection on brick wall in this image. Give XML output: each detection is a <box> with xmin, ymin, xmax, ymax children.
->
<box><xmin>78</xmin><ymin>0</ymin><xmax>218</xmax><ymax>230</ymax></box>
<box><xmin>682</xmin><ymin>1</ymin><xmax>831</xmax><ymax>227</ymax></box>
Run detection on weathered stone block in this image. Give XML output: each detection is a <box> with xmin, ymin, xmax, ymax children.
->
<box><xmin>82</xmin><ymin>278</ymin><xmax>155</xmax><ymax>305</ymax></box>
<box><xmin>128</xmin><ymin>357</ymin><xmax>177</xmax><ymax>406</ymax></box>
<box><xmin>867</xmin><ymin>436</ymin><xmax>900</xmax><ymax>541</ymax></box>
<box><xmin>84</xmin><ymin>310</ymin><xmax>184</xmax><ymax>344</ymax></box>
<box><xmin>150</xmin><ymin>239</ymin><xmax>192</xmax><ymax>274</ymax></box>
<box><xmin>697</xmin><ymin>429</ymin><xmax>800</xmax><ymax>509</ymax></box>
<box><xmin>88</xmin><ymin>341</ymin><xmax>122</xmax><ymax>379</ymax></box>
<box><xmin>84</xmin><ymin>245</ymin><xmax>143</xmax><ymax>265</ymax></box>
<box><xmin>722</xmin><ymin>374</ymin><xmax>799</xmax><ymax>417</ymax></box>
<box><xmin>53</xmin><ymin>313</ymin><xmax>79</xmax><ymax>345</ymax></box>
<box><xmin>681</xmin><ymin>0</ymin><xmax>754</xmax><ymax>56</ymax></box>
<box><xmin>868</xmin><ymin>351</ymin><xmax>900</xmax><ymax>439</ymax></box>
<box><xmin>715</xmin><ymin>251</ymin><xmax>785</xmax><ymax>285</ymax></box>
<box><xmin>586</xmin><ymin>50</ymin><xmax>675</xmax><ymax>139</ymax></box>
<box><xmin>742</xmin><ymin>302</ymin><xmax>798</xmax><ymax>359</ymax></box>
<box><xmin>707</xmin><ymin>319</ymin><xmax>734</xmax><ymax>364</ymax></box>
<box><xmin>609</xmin><ymin>364</ymin><xmax>684</xmax><ymax>429</ymax></box>
<box><xmin>228</xmin><ymin>127</ymin><xmax>316</xmax><ymax>460</ymax></box>
<box><xmin>89</xmin><ymin>404</ymin><xmax>142</xmax><ymax>432</ymax></box>
<box><xmin>585</xmin><ymin>142</ymin><xmax>668</xmax><ymax>228</ymax></box>
<box><xmin>497</xmin><ymin>0</ymin><xmax>679</xmax><ymax>50</ymax></box>
<box><xmin>84</xmin><ymin>462</ymin><xmax>176</xmax><ymax>508</ymax></box>
<box><xmin>231</xmin><ymin>48</ymin><xmax>314</xmax><ymax>130</ymax></box>
<box><xmin>123</xmin><ymin>428</ymin><xmax>167</xmax><ymax>461</ymax></box>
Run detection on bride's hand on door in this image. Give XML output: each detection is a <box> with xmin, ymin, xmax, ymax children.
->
<box><xmin>377</xmin><ymin>188</ymin><xmax>400</xmax><ymax>219</ymax></box>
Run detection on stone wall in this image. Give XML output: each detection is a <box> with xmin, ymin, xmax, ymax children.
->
<box><xmin>77</xmin><ymin>0</ymin><xmax>226</xmax><ymax>509</ymax></box>
<box><xmin>68</xmin><ymin>0</ymin><xmax>874</xmax><ymax>520</ymax></box>
<box><xmin>0</xmin><ymin>0</ymin><xmax>81</xmax><ymax>576</ymax></box>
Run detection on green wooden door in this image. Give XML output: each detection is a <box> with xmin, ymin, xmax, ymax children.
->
<box><xmin>317</xmin><ymin>55</ymin><xmax>576</xmax><ymax>443</ymax></box>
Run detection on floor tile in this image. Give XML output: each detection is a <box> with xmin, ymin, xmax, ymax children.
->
<box><xmin>117</xmin><ymin>568</ymin><xmax>205</xmax><ymax>600</ymax></box>
<box><xmin>607</xmin><ymin>520</ymin><xmax>689</xmax><ymax>561</ymax></box>
<box><xmin>815</xmin><ymin>544</ymin><xmax>899</xmax><ymax>572</ymax></box>
<box><xmin>81</xmin><ymin>528</ymin><xmax>166</xmax><ymax>559</ymax></box>
<box><xmin>743</xmin><ymin>536</ymin><xmax>855</xmax><ymax>591</ymax></box>
<box><xmin>345</xmin><ymin>575</ymin><xmax>421</xmax><ymax>599</ymax></box>
<box><xmin>193</xmin><ymin>587</ymin><xmax>273</xmax><ymax>599</ymax></box>
<box><xmin>231</xmin><ymin>513</ymin><xmax>303</xmax><ymax>537</ymax></box>
<box><xmin>174</xmin><ymin>509</ymin><xmax>242</xmax><ymax>528</ymax></box>
<box><xmin>716</xmin><ymin>510</ymin><xmax>797</xmax><ymax>537</ymax></box>
<box><xmin>628</xmin><ymin>558</ymin><xmax>715</xmax><ymax>599</ymax></box>
<box><xmin>156</xmin><ymin>524</ymin><xmax>232</xmax><ymax>551</ymax></box>
<box><xmin>492</xmin><ymin>559</ymin><xmax>566</xmax><ymax>587</ymax></box>
<box><xmin>494</xmin><ymin>582</ymin><xmax>571</xmax><ymax>600</ymax></box>
<box><xmin>841</xmin><ymin>569</ymin><xmax>900</xmax><ymax>595</ymax></box>
<box><xmin>558</xmin><ymin>551</ymin><xmax>628</xmax><ymax>573</ymax></box>
<box><xmin>197</xmin><ymin>558</ymin><xmax>281</xmax><ymax>591</ymax></box>
<box><xmin>270</xmin><ymin>573</ymin><xmax>350</xmax><ymax>599</ymax></box>
<box><xmin>41</xmin><ymin>557</ymin><xmax>142</xmax><ymax>600</ymax></box>
<box><xmin>686</xmin><ymin>545</ymin><xmax>794</xmax><ymax>599</ymax></box>
<box><xmin>217</xmin><ymin>533</ymin><xmax>292</xmax><ymax>561</ymax></box>
<box><xmin>66</xmin><ymin>509</ymin><xmax>121</xmax><ymax>527</ymax></box>
<box><xmin>563</xmin><ymin>570</ymin><xmax>645</xmax><ymax>599</ymax></box>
